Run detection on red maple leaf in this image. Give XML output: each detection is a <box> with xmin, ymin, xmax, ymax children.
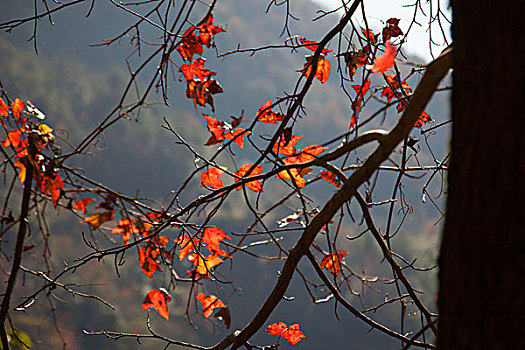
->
<box><xmin>187</xmin><ymin>253</ymin><xmax>224</xmax><ymax>276</ymax></box>
<box><xmin>224</xmin><ymin>128</ymin><xmax>251</xmax><ymax>148</ymax></box>
<box><xmin>177</xmin><ymin>26</ymin><xmax>203</xmax><ymax>60</ymax></box>
<box><xmin>175</xmin><ymin>234</ymin><xmax>200</xmax><ymax>260</ymax></box>
<box><xmin>362</xmin><ymin>28</ymin><xmax>379</xmax><ymax>45</ymax></box>
<box><xmin>321</xmin><ymin>170</ymin><xmax>342</xmax><ymax>188</ymax></box>
<box><xmin>202</xmin><ymin>226</ymin><xmax>230</xmax><ymax>256</ymax></box>
<box><xmin>201</xmin><ymin>167</ymin><xmax>225</xmax><ymax>189</ymax></box>
<box><xmin>370</xmin><ymin>41</ymin><xmax>396</xmax><ymax>73</ymax></box>
<box><xmin>180</xmin><ymin>58</ymin><xmax>217</xmax><ymax>82</ymax></box>
<box><xmin>198</xmin><ymin>14</ymin><xmax>226</xmax><ymax>48</ymax></box>
<box><xmin>0</xmin><ymin>98</ymin><xmax>9</xmax><ymax>118</ymax></box>
<box><xmin>142</xmin><ymin>289</ymin><xmax>171</xmax><ymax>320</ymax></box>
<box><xmin>196</xmin><ymin>292</ymin><xmax>225</xmax><ymax>318</ymax></box>
<box><xmin>112</xmin><ymin>217</ymin><xmax>140</xmax><ymax>245</ymax></box>
<box><xmin>299</xmin><ymin>38</ymin><xmax>332</xmax><ymax>54</ymax></box>
<box><xmin>256</xmin><ymin>99</ymin><xmax>285</xmax><ymax>124</ymax></box>
<box><xmin>73</xmin><ymin>197</ymin><xmax>94</xmax><ymax>214</ymax></box>
<box><xmin>320</xmin><ymin>249</ymin><xmax>348</xmax><ymax>275</ymax></box>
<box><xmin>39</xmin><ymin>173</ymin><xmax>63</xmax><ymax>206</ymax></box>
<box><xmin>273</xmin><ymin>134</ymin><xmax>303</xmax><ymax>156</ymax></box>
<box><xmin>301</xmin><ymin>56</ymin><xmax>331</xmax><ymax>84</ymax></box>
<box><xmin>235</xmin><ymin>164</ymin><xmax>265</xmax><ymax>192</ymax></box>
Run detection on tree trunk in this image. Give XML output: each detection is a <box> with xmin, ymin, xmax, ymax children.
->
<box><xmin>438</xmin><ymin>1</ymin><xmax>523</xmax><ymax>349</ymax></box>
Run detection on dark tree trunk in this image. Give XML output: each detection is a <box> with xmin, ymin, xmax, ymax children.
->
<box><xmin>438</xmin><ymin>1</ymin><xmax>523</xmax><ymax>349</ymax></box>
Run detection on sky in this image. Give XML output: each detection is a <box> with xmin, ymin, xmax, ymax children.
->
<box><xmin>310</xmin><ymin>0</ymin><xmax>452</xmax><ymax>62</ymax></box>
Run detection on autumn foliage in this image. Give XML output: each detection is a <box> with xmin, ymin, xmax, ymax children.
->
<box><xmin>0</xmin><ymin>2</ymin><xmax>450</xmax><ymax>349</ymax></box>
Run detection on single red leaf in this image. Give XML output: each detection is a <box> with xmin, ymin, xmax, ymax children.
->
<box><xmin>112</xmin><ymin>217</ymin><xmax>140</xmax><ymax>245</ymax></box>
<box><xmin>201</xmin><ymin>167</ymin><xmax>225</xmax><ymax>189</ymax></box>
<box><xmin>282</xmin><ymin>324</ymin><xmax>307</xmax><ymax>345</ymax></box>
<box><xmin>142</xmin><ymin>289</ymin><xmax>171</xmax><ymax>320</ymax></box>
<box><xmin>296</xmin><ymin>144</ymin><xmax>328</xmax><ymax>162</ymax></box>
<box><xmin>202</xmin><ymin>226</ymin><xmax>230</xmax><ymax>256</ymax></box>
<box><xmin>256</xmin><ymin>99</ymin><xmax>284</xmax><ymax>124</ymax></box>
<box><xmin>14</xmin><ymin>160</ymin><xmax>26</xmax><ymax>184</ymax></box>
<box><xmin>321</xmin><ymin>170</ymin><xmax>342</xmax><ymax>188</ymax></box>
<box><xmin>175</xmin><ymin>235</ymin><xmax>200</xmax><ymax>260</ymax></box>
<box><xmin>301</xmin><ymin>56</ymin><xmax>331</xmax><ymax>84</ymax></box>
<box><xmin>414</xmin><ymin>112</ymin><xmax>433</xmax><ymax>128</ymax></box>
<box><xmin>320</xmin><ymin>249</ymin><xmax>348</xmax><ymax>275</ymax></box>
<box><xmin>370</xmin><ymin>41</ymin><xmax>397</xmax><ymax>74</ymax></box>
<box><xmin>198</xmin><ymin>14</ymin><xmax>226</xmax><ymax>48</ymax></box>
<box><xmin>196</xmin><ymin>292</ymin><xmax>225</xmax><ymax>318</ymax></box>
<box><xmin>266</xmin><ymin>322</ymin><xmax>288</xmax><ymax>335</ymax></box>
<box><xmin>188</xmin><ymin>253</ymin><xmax>223</xmax><ymax>276</ymax></box>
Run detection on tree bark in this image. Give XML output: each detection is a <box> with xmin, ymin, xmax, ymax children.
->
<box><xmin>438</xmin><ymin>1</ymin><xmax>523</xmax><ymax>348</ymax></box>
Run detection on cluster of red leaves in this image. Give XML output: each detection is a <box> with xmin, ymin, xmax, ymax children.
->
<box><xmin>266</xmin><ymin>322</ymin><xmax>307</xmax><ymax>345</ymax></box>
<box><xmin>298</xmin><ymin>38</ymin><xmax>332</xmax><ymax>84</ymax></box>
<box><xmin>196</xmin><ymin>293</ymin><xmax>226</xmax><ymax>318</ymax></box>
<box><xmin>256</xmin><ymin>99</ymin><xmax>285</xmax><ymax>124</ymax></box>
<box><xmin>273</xmin><ymin>133</ymin><xmax>328</xmax><ymax>188</ymax></box>
<box><xmin>177</xmin><ymin>15</ymin><xmax>225</xmax><ymax>111</ymax></box>
<box><xmin>142</xmin><ymin>288</ymin><xmax>171</xmax><ymax>320</ymax></box>
<box><xmin>203</xmin><ymin>113</ymin><xmax>251</xmax><ymax>148</ymax></box>
<box><xmin>235</xmin><ymin>164</ymin><xmax>265</xmax><ymax>192</ymax></box>
<box><xmin>175</xmin><ymin>226</ymin><xmax>230</xmax><ymax>278</ymax></box>
<box><xmin>320</xmin><ymin>249</ymin><xmax>348</xmax><ymax>275</ymax></box>
<box><xmin>140</xmin><ymin>235</ymin><xmax>171</xmax><ymax>278</ymax></box>
<box><xmin>1</xmin><ymin>98</ymin><xmax>65</xmax><ymax>206</ymax></box>
<box><xmin>177</xmin><ymin>15</ymin><xmax>225</xmax><ymax>60</ymax></box>
<box><xmin>73</xmin><ymin>197</ymin><xmax>94</xmax><ymax>214</ymax></box>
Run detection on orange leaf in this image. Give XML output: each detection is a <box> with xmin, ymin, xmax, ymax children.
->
<box><xmin>299</xmin><ymin>38</ymin><xmax>332</xmax><ymax>54</ymax></box>
<box><xmin>112</xmin><ymin>217</ymin><xmax>140</xmax><ymax>245</ymax></box>
<box><xmin>139</xmin><ymin>246</ymin><xmax>163</xmax><ymax>277</ymax></box>
<box><xmin>202</xmin><ymin>226</ymin><xmax>230</xmax><ymax>256</ymax></box>
<box><xmin>201</xmin><ymin>167</ymin><xmax>225</xmax><ymax>189</ymax></box>
<box><xmin>266</xmin><ymin>322</ymin><xmax>307</xmax><ymax>345</ymax></box>
<box><xmin>14</xmin><ymin>160</ymin><xmax>26</xmax><ymax>184</ymax></box>
<box><xmin>321</xmin><ymin>171</ymin><xmax>342</xmax><ymax>188</ymax></box>
<box><xmin>320</xmin><ymin>249</ymin><xmax>348</xmax><ymax>275</ymax></box>
<box><xmin>256</xmin><ymin>99</ymin><xmax>284</xmax><ymax>124</ymax></box>
<box><xmin>273</xmin><ymin>134</ymin><xmax>303</xmax><ymax>156</ymax></box>
<box><xmin>84</xmin><ymin>210</ymin><xmax>115</xmax><ymax>230</ymax></box>
<box><xmin>370</xmin><ymin>41</ymin><xmax>396</xmax><ymax>74</ymax></box>
<box><xmin>301</xmin><ymin>56</ymin><xmax>331</xmax><ymax>84</ymax></box>
<box><xmin>73</xmin><ymin>197</ymin><xmax>94</xmax><ymax>214</ymax></box>
<box><xmin>180</xmin><ymin>57</ymin><xmax>217</xmax><ymax>82</ymax></box>
<box><xmin>224</xmin><ymin>128</ymin><xmax>251</xmax><ymax>148</ymax></box>
<box><xmin>297</xmin><ymin>144</ymin><xmax>328</xmax><ymax>162</ymax></box>
<box><xmin>188</xmin><ymin>253</ymin><xmax>224</xmax><ymax>275</ymax></box>
<box><xmin>282</xmin><ymin>324</ymin><xmax>307</xmax><ymax>345</ymax></box>
<box><xmin>142</xmin><ymin>289</ymin><xmax>171</xmax><ymax>320</ymax></box>
<box><xmin>235</xmin><ymin>164</ymin><xmax>265</xmax><ymax>192</ymax></box>
<box><xmin>196</xmin><ymin>292</ymin><xmax>226</xmax><ymax>318</ymax></box>
<box><xmin>198</xmin><ymin>14</ymin><xmax>226</xmax><ymax>48</ymax></box>
<box><xmin>39</xmin><ymin>173</ymin><xmax>63</xmax><ymax>206</ymax></box>
<box><xmin>266</xmin><ymin>322</ymin><xmax>288</xmax><ymax>335</ymax></box>
<box><xmin>0</xmin><ymin>98</ymin><xmax>9</xmax><ymax>118</ymax></box>
<box><xmin>177</xmin><ymin>26</ymin><xmax>203</xmax><ymax>60</ymax></box>
<box><xmin>362</xmin><ymin>29</ymin><xmax>379</xmax><ymax>45</ymax></box>
<box><xmin>2</xmin><ymin>129</ymin><xmax>24</xmax><ymax>148</ymax></box>
<box><xmin>11</xmin><ymin>98</ymin><xmax>25</xmax><ymax>118</ymax></box>
<box><xmin>277</xmin><ymin>167</ymin><xmax>311</xmax><ymax>188</ymax></box>
<box><xmin>175</xmin><ymin>234</ymin><xmax>200</xmax><ymax>260</ymax></box>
